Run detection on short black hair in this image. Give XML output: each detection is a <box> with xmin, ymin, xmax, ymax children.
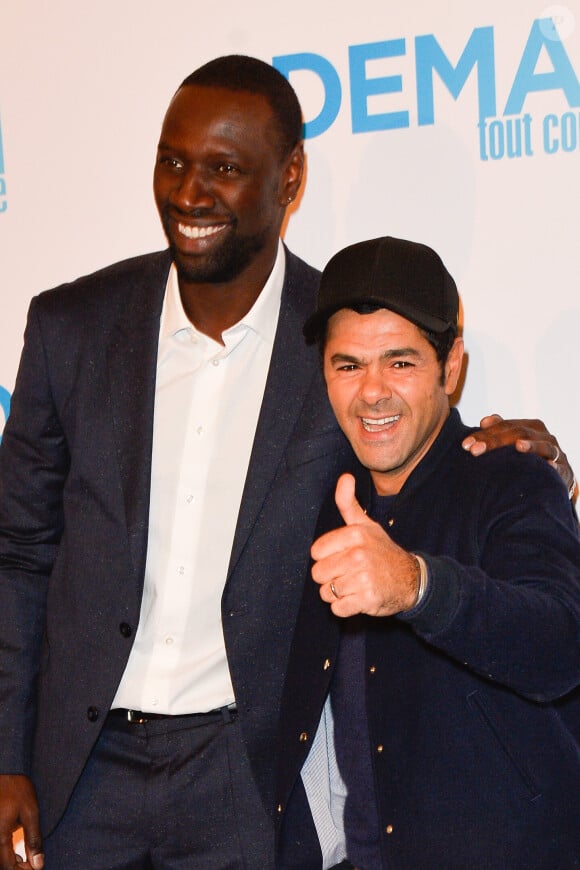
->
<box><xmin>181</xmin><ymin>55</ymin><xmax>303</xmax><ymax>157</ymax></box>
<box><xmin>317</xmin><ymin>301</ymin><xmax>457</xmax><ymax>369</ymax></box>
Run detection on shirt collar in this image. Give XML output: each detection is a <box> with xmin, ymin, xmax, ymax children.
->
<box><xmin>159</xmin><ymin>240</ymin><xmax>285</xmax><ymax>347</ymax></box>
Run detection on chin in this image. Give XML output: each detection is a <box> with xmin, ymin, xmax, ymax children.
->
<box><xmin>358</xmin><ymin>445</ymin><xmax>405</xmax><ymax>475</ymax></box>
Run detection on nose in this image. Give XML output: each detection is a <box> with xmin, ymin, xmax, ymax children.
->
<box><xmin>169</xmin><ymin>167</ymin><xmax>214</xmax><ymax>212</ymax></box>
<box><xmin>358</xmin><ymin>366</ymin><xmax>392</xmax><ymax>405</ymax></box>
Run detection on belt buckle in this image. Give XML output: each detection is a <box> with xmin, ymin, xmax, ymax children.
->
<box><xmin>126</xmin><ymin>709</ymin><xmax>148</xmax><ymax>724</ymax></box>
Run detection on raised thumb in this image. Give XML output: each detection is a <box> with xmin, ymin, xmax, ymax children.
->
<box><xmin>335</xmin><ymin>473</ymin><xmax>368</xmax><ymax>526</ymax></box>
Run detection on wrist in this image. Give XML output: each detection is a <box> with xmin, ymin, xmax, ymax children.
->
<box><xmin>409</xmin><ymin>553</ymin><xmax>429</xmax><ymax>608</ymax></box>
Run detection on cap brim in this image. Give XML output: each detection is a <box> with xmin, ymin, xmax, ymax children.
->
<box><xmin>304</xmin><ymin>297</ymin><xmax>456</xmax><ymax>343</ymax></box>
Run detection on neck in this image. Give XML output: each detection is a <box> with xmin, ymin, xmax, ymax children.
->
<box><xmin>179</xmin><ymin>281</ymin><xmax>261</xmax><ymax>344</ymax></box>
<box><xmin>371</xmin><ymin>408</ymin><xmax>450</xmax><ymax>496</ymax></box>
<box><xmin>178</xmin><ymin>247</ymin><xmax>278</xmax><ymax>344</ymax></box>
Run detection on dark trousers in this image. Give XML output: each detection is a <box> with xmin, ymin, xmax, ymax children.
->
<box><xmin>43</xmin><ymin>709</ymin><xmax>274</xmax><ymax>869</ymax></box>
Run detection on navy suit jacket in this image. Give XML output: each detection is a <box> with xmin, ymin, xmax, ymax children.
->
<box><xmin>277</xmin><ymin>410</ymin><xmax>580</xmax><ymax>870</ymax></box>
<box><xmin>0</xmin><ymin>247</ymin><xmax>354</xmax><ymax>855</ymax></box>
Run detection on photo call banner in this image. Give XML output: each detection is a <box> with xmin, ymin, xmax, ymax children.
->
<box><xmin>1</xmin><ymin>1</ymin><xmax>579</xmax><ymax>473</ymax></box>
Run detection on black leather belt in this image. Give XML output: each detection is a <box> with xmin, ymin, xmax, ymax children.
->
<box><xmin>108</xmin><ymin>703</ymin><xmax>237</xmax><ymax>725</ymax></box>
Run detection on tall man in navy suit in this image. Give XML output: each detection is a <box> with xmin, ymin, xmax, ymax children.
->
<box><xmin>276</xmin><ymin>237</ymin><xmax>580</xmax><ymax>870</ymax></box>
<box><xmin>0</xmin><ymin>57</ymin><xmax>573</xmax><ymax>870</ymax></box>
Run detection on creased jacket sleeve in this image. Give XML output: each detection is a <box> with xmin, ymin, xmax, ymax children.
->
<box><xmin>0</xmin><ymin>297</ymin><xmax>69</xmax><ymax>773</ymax></box>
<box><xmin>400</xmin><ymin>460</ymin><xmax>580</xmax><ymax>702</ymax></box>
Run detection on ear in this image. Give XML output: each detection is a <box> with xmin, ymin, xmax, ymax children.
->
<box><xmin>444</xmin><ymin>337</ymin><xmax>464</xmax><ymax>396</ymax></box>
<box><xmin>279</xmin><ymin>142</ymin><xmax>304</xmax><ymax>206</ymax></box>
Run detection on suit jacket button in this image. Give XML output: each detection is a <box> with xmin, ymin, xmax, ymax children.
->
<box><xmin>299</xmin><ymin>732</ymin><xmax>308</xmax><ymax>742</ymax></box>
<box><xmin>119</xmin><ymin>622</ymin><xmax>132</xmax><ymax>638</ymax></box>
<box><xmin>87</xmin><ymin>706</ymin><xmax>99</xmax><ymax>722</ymax></box>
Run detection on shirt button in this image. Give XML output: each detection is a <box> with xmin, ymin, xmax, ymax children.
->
<box><xmin>178</xmin><ymin>566</ymin><xmax>185</xmax><ymax>575</ymax></box>
<box><xmin>164</xmin><ymin>636</ymin><xmax>174</xmax><ymax>646</ymax></box>
<box><xmin>186</xmin><ymin>494</ymin><xmax>194</xmax><ymax>504</ymax></box>
<box><xmin>212</xmin><ymin>359</ymin><xmax>220</xmax><ymax>367</ymax></box>
<box><xmin>196</xmin><ymin>426</ymin><xmax>204</xmax><ymax>435</ymax></box>
<box><xmin>151</xmin><ymin>698</ymin><xmax>159</xmax><ymax>707</ymax></box>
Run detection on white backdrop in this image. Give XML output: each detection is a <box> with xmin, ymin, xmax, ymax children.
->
<box><xmin>1</xmin><ymin>1</ymin><xmax>579</xmax><ymax>474</ymax></box>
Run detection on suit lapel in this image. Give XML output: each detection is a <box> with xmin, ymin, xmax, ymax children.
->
<box><xmin>106</xmin><ymin>252</ymin><xmax>171</xmax><ymax>581</ymax></box>
<box><xmin>228</xmin><ymin>253</ymin><xmax>319</xmax><ymax>575</ymax></box>
<box><xmin>103</xmin><ymin>248</ymin><xmax>317</xmax><ymax>586</ymax></box>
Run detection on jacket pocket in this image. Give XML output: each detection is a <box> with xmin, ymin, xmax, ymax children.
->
<box><xmin>467</xmin><ymin>689</ymin><xmax>542</xmax><ymax>801</ymax></box>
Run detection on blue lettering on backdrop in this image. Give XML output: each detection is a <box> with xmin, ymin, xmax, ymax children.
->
<box><xmin>0</xmin><ymin>386</ymin><xmax>11</xmax><ymax>442</ymax></box>
<box><xmin>543</xmin><ymin>111</ymin><xmax>580</xmax><ymax>153</ymax></box>
<box><xmin>0</xmin><ymin>117</ymin><xmax>6</xmax><ymax>213</ymax></box>
<box><xmin>273</xmin><ymin>53</ymin><xmax>342</xmax><ymax>139</ymax></box>
<box><xmin>349</xmin><ymin>39</ymin><xmax>409</xmax><ymax>132</ymax></box>
<box><xmin>505</xmin><ymin>19</ymin><xmax>580</xmax><ymax>115</ymax></box>
<box><xmin>415</xmin><ymin>27</ymin><xmax>496</xmax><ymax>124</ymax></box>
<box><xmin>274</xmin><ymin>17</ymin><xmax>580</xmax><ymax>163</ymax></box>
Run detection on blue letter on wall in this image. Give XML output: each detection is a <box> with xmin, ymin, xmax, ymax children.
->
<box><xmin>415</xmin><ymin>26</ymin><xmax>497</xmax><ymax>124</ymax></box>
<box><xmin>0</xmin><ymin>386</ymin><xmax>11</xmax><ymax>442</ymax></box>
<box><xmin>349</xmin><ymin>40</ymin><xmax>409</xmax><ymax>133</ymax></box>
<box><xmin>0</xmin><ymin>117</ymin><xmax>6</xmax><ymax>214</ymax></box>
<box><xmin>504</xmin><ymin>19</ymin><xmax>580</xmax><ymax>114</ymax></box>
<box><xmin>273</xmin><ymin>52</ymin><xmax>342</xmax><ymax>139</ymax></box>
<box><xmin>0</xmin><ymin>117</ymin><xmax>5</xmax><ymax>175</ymax></box>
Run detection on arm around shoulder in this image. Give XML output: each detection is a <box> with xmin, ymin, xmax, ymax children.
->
<box><xmin>399</xmin><ymin>454</ymin><xmax>580</xmax><ymax>702</ymax></box>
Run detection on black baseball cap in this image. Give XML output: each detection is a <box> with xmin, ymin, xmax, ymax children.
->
<box><xmin>304</xmin><ymin>236</ymin><xmax>459</xmax><ymax>342</ymax></box>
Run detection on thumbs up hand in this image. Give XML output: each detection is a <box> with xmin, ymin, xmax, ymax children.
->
<box><xmin>310</xmin><ymin>473</ymin><xmax>421</xmax><ymax>618</ymax></box>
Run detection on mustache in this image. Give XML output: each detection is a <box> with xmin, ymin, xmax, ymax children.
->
<box><xmin>355</xmin><ymin>400</ymin><xmax>401</xmax><ymax>413</ymax></box>
<box><xmin>161</xmin><ymin>204</ymin><xmax>234</xmax><ymax>222</ymax></box>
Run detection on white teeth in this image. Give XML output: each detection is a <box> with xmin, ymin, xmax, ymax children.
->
<box><xmin>361</xmin><ymin>415</ymin><xmax>400</xmax><ymax>431</ymax></box>
<box><xmin>178</xmin><ymin>223</ymin><xmax>224</xmax><ymax>239</ymax></box>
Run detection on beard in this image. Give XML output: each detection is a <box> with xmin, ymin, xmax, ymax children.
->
<box><xmin>162</xmin><ymin>215</ymin><xmax>270</xmax><ymax>285</ymax></box>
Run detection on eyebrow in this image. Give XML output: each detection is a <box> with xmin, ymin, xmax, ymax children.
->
<box><xmin>329</xmin><ymin>347</ymin><xmax>421</xmax><ymax>365</ymax></box>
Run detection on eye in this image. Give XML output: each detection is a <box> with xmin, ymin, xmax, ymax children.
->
<box><xmin>336</xmin><ymin>363</ymin><xmax>360</xmax><ymax>372</ymax></box>
<box><xmin>217</xmin><ymin>163</ymin><xmax>240</xmax><ymax>176</ymax></box>
<box><xmin>392</xmin><ymin>360</ymin><xmax>413</xmax><ymax>369</ymax></box>
<box><xmin>158</xmin><ymin>156</ymin><xmax>184</xmax><ymax>172</ymax></box>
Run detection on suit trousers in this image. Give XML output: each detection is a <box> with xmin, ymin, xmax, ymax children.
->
<box><xmin>42</xmin><ymin>708</ymin><xmax>274</xmax><ymax>869</ymax></box>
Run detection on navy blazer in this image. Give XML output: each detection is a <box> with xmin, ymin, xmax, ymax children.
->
<box><xmin>277</xmin><ymin>410</ymin><xmax>580</xmax><ymax>870</ymax></box>
<box><xmin>0</xmin><ymin>247</ymin><xmax>354</xmax><ymax>853</ymax></box>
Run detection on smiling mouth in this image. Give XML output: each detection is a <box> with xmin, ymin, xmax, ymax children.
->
<box><xmin>361</xmin><ymin>414</ymin><xmax>400</xmax><ymax>432</ymax></box>
<box><xmin>178</xmin><ymin>222</ymin><xmax>227</xmax><ymax>240</ymax></box>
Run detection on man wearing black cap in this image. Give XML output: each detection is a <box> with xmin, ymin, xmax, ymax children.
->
<box><xmin>0</xmin><ymin>53</ymin><xmax>574</xmax><ymax>868</ymax></box>
<box><xmin>275</xmin><ymin>237</ymin><xmax>580</xmax><ymax>870</ymax></box>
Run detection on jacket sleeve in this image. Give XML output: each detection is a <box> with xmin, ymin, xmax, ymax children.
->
<box><xmin>400</xmin><ymin>459</ymin><xmax>580</xmax><ymax>702</ymax></box>
<box><xmin>0</xmin><ymin>297</ymin><xmax>69</xmax><ymax>773</ymax></box>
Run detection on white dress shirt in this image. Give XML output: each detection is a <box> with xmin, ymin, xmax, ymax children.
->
<box><xmin>302</xmin><ymin>698</ymin><xmax>348</xmax><ymax>868</ymax></box>
<box><xmin>113</xmin><ymin>242</ymin><xmax>285</xmax><ymax>714</ymax></box>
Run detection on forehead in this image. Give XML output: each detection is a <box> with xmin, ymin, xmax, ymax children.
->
<box><xmin>159</xmin><ymin>85</ymin><xmax>278</xmax><ymax>146</ymax></box>
<box><xmin>324</xmin><ymin>307</ymin><xmax>431</xmax><ymax>354</ymax></box>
